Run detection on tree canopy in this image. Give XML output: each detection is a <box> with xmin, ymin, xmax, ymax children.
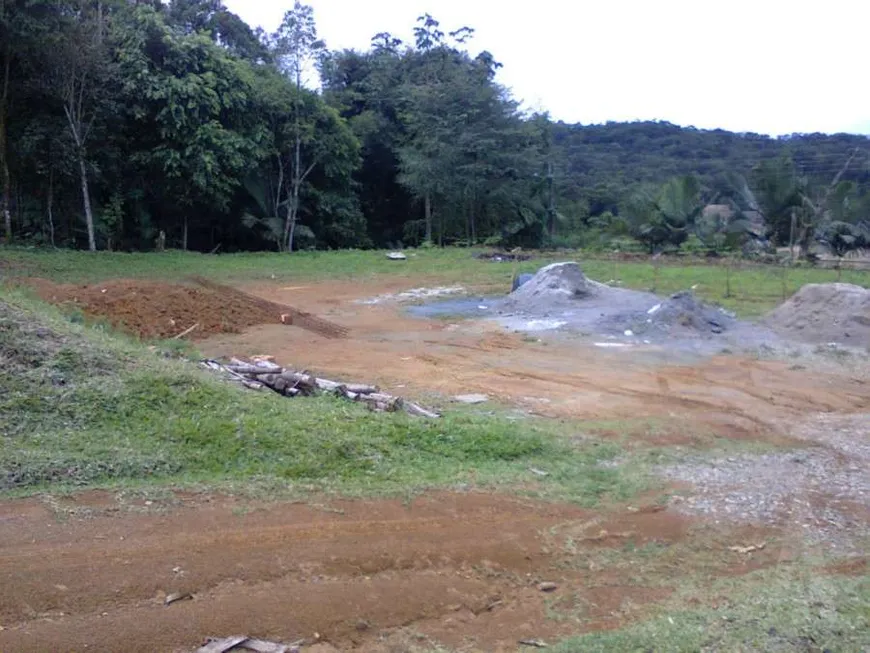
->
<box><xmin>1</xmin><ymin>1</ymin><xmax>868</xmax><ymax>254</ymax></box>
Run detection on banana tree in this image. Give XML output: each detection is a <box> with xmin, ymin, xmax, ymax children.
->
<box><xmin>627</xmin><ymin>175</ymin><xmax>703</xmax><ymax>253</ymax></box>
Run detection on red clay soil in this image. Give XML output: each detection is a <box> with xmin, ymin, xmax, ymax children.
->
<box><xmin>821</xmin><ymin>557</ymin><xmax>867</xmax><ymax>576</ymax></box>
<box><xmin>0</xmin><ymin>490</ymin><xmax>789</xmax><ymax>653</ymax></box>
<box><xmin>0</xmin><ymin>491</ymin><xmax>687</xmax><ymax>653</ymax></box>
<box><xmin>26</xmin><ymin>279</ymin><xmax>294</xmax><ymax>340</ymax></box>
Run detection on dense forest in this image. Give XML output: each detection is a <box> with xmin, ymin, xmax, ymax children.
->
<box><xmin>1</xmin><ymin>0</ymin><xmax>869</xmax><ymax>255</ymax></box>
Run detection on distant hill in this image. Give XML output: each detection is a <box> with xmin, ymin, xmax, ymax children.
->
<box><xmin>551</xmin><ymin>121</ymin><xmax>870</xmax><ymax>215</ymax></box>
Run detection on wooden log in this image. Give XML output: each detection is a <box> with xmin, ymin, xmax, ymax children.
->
<box><xmin>366</xmin><ymin>392</ymin><xmax>402</xmax><ymax>404</ymax></box>
<box><xmin>226</xmin><ymin>364</ymin><xmax>284</xmax><ymax>376</ymax></box>
<box><xmin>172</xmin><ymin>323</ymin><xmax>199</xmax><ymax>340</ymax></box>
<box><xmin>344</xmin><ymin>383</ymin><xmax>379</xmax><ymax>395</ymax></box>
<box><xmin>196</xmin><ymin>636</ymin><xmax>248</xmax><ymax>653</ymax></box>
<box><xmin>259</xmin><ymin>374</ymin><xmax>279</xmax><ymax>387</ymax></box>
<box><xmin>314</xmin><ymin>378</ymin><xmax>345</xmax><ymax>392</ymax></box>
<box><xmin>280</xmin><ymin>371</ymin><xmax>317</xmax><ymax>392</ymax></box>
<box><xmin>251</xmin><ymin>358</ymin><xmax>284</xmax><ymax>374</ymax></box>
<box><xmin>280</xmin><ymin>370</ymin><xmax>314</xmax><ymax>383</ymax></box>
<box><xmin>357</xmin><ymin>394</ymin><xmax>402</xmax><ymax>412</ymax></box>
<box><xmin>272</xmin><ymin>376</ymin><xmax>288</xmax><ymax>393</ymax></box>
<box><xmin>405</xmin><ymin>402</ymin><xmax>441</xmax><ymax>419</ymax></box>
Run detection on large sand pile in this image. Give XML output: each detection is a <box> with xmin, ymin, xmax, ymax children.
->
<box><xmin>765</xmin><ymin>283</ymin><xmax>870</xmax><ymax>344</ymax></box>
<box><xmin>499</xmin><ymin>262</ymin><xmax>736</xmax><ymax>339</ymax></box>
<box><xmin>501</xmin><ymin>262</ymin><xmax>605</xmax><ymax>311</ymax></box>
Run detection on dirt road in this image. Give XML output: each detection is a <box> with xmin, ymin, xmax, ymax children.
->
<box><xmin>0</xmin><ymin>491</ymin><xmax>715</xmax><ymax>653</ymax></box>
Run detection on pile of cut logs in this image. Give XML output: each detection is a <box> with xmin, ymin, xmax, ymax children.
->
<box><xmin>201</xmin><ymin>357</ymin><xmax>440</xmax><ymax>419</ymax></box>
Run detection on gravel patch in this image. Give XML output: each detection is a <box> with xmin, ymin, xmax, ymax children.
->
<box><xmin>661</xmin><ymin>413</ymin><xmax>870</xmax><ymax>552</ymax></box>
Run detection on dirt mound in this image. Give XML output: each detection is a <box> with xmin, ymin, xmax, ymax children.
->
<box><xmin>27</xmin><ymin>278</ymin><xmax>349</xmax><ymax>341</ymax></box>
<box><xmin>28</xmin><ymin>279</ymin><xmax>277</xmax><ymax>340</ymax></box>
<box><xmin>765</xmin><ymin>283</ymin><xmax>870</xmax><ymax>344</ymax></box>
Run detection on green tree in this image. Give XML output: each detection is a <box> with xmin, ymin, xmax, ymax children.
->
<box><xmin>816</xmin><ymin>220</ymin><xmax>869</xmax><ymax>259</ymax></box>
<box><xmin>627</xmin><ymin>176</ymin><xmax>703</xmax><ymax>253</ymax></box>
<box><xmin>117</xmin><ymin>4</ymin><xmax>261</xmax><ymax>249</ymax></box>
<box><xmin>270</xmin><ymin>0</ymin><xmax>325</xmax><ymax>252</ymax></box>
<box><xmin>0</xmin><ymin>0</ymin><xmax>11</xmax><ymax>242</ymax></box>
<box><xmin>41</xmin><ymin>1</ymin><xmax>117</xmax><ymax>251</ymax></box>
<box><xmin>245</xmin><ymin>65</ymin><xmax>362</xmax><ymax>250</ymax></box>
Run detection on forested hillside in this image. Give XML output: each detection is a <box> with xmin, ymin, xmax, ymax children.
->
<box><xmin>2</xmin><ymin>1</ymin><xmax>868</xmax><ymax>254</ymax></box>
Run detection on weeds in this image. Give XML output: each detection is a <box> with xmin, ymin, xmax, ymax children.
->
<box><xmin>552</xmin><ymin>565</ymin><xmax>869</xmax><ymax>652</ymax></box>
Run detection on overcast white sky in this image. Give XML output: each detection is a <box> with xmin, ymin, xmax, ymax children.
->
<box><xmin>223</xmin><ymin>0</ymin><xmax>870</xmax><ymax>136</ymax></box>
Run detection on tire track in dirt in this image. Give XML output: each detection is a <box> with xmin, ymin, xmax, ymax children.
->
<box><xmin>0</xmin><ymin>492</ymin><xmax>592</xmax><ymax>652</ymax></box>
<box><xmin>0</xmin><ymin>490</ymin><xmax>728</xmax><ymax>653</ymax></box>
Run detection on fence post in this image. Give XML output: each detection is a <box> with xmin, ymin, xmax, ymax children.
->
<box><xmin>725</xmin><ymin>258</ymin><xmax>732</xmax><ymax>299</ymax></box>
<box><xmin>781</xmin><ymin>264</ymin><xmax>788</xmax><ymax>302</ymax></box>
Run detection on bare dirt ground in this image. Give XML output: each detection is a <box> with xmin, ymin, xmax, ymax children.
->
<box><xmin>0</xmin><ymin>490</ymin><xmax>784</xmax><ymax>653</ymax></box>
<box><xmin>202</xmin><ymin>278</ymin><xmax>870</xmax><ymax>433</ymax></box>
<box><xmin>3</xmin><ymin>275</ymin><xmax>869</xmax><ymax>652</ymax></box>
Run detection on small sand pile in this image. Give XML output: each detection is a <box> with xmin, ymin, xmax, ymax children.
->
<box><xmin>765</xmin><ymin>283</ymin><xmax>870</xmax><ymax>344</ymax></box>
<box><xmin>502</xmin><ymin>262</ymin><xmax>605</xmax><ymax>311</ymax></box>
<box><xmin>644</xmin><ymin>291</ymin><xmax>736</xmax><ymax>336</ymax></box>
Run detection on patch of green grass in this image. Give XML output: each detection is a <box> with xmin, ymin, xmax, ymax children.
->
<box><xmin>543</xmin><ymin>514</ymin><xmax>870</xmax><ymax>652</ymax></box>
<box><xmin>3</xmin><ymin>246</ymin><xmax>867</xmax><ymax>317</ymax></box>
<box><xmin>552</xmin><ymin>564</ymin><xmax>870</xmax><ymax>652</ymax></box>
<box><xmin>0</xmin><ymin>290</ymin><xmax>638</xmax><ymax>506</ymax></box>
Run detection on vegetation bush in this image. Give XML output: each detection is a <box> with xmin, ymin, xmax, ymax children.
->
<box><xmin>2</xmin><ymin>3</ymin><xmax>867</xmax><ymax>258</ymax></box>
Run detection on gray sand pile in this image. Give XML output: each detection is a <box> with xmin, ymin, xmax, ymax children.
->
<box><xmin>642</xmin><ymin>291</ymin><xmax>736</xmax><ymax>336</ymax></box>
<box><xmin>499</xmin><ymin>262</ymin><xmax>735</xmax><ymax>339</ymax></box>
<box><xmin>765</xmin><ymin>283</ymin><xmax>870</xmax><ymax>344</ymax></box>
<box><xmin>501</xmin><ymin>262</ymin><xmax>606</xmax><ymax>311</ymax></box>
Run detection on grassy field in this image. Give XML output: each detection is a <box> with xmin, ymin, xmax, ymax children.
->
<box><xmin>3</xmin><ymin>246</ymin><xmax>869</xmax><ymax>316</ymax></box>
<box><xmin>1</xmin><ymin>248</ymin><xmax>868</xmax><ymax>651</ymax></box>
<box><xmin>0</xmin><ymin>289</ymin><xmax>646</xmax><ymax>505</ymax></box>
